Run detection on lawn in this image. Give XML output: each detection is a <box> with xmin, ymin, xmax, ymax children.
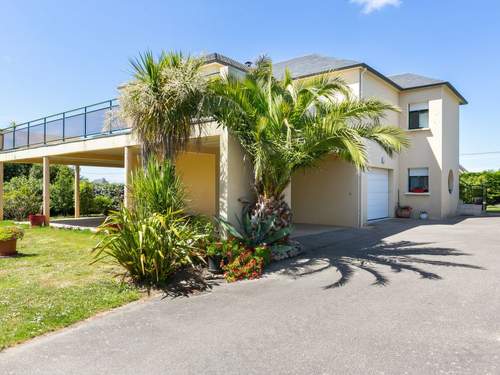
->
<box><xmin>486</xmin><ymin>205</ymin><xmax>500</xmax><ymax>213</ymax></box>
<box><xmin>0</xmin><ymin>223</ymin><xmax>141</xmax><ymax>350</ymax></box>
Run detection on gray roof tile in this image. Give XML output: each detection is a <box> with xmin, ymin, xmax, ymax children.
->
<box><xmin>387</xmin><ymin>73</ymin><xmax>445</xmax><ymax>89</ymax></box>
<box><xmin>273</xmin><ymin>54</ymin><xmax>361</xmax><ymax>79</ymax></box>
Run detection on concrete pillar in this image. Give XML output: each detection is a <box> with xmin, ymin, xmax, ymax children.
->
<box><xmin>42</xmin><ymin>156</ymin><xmax>50</xmax><ymax>224</ymax></box>
<box><xmin>218</xmin><ymin>130</ymin><xmax>254</xmax><ymax>226</ymax></box>
<box><xmin>74</xmin><ymin>165</ymin><xmax>80</xmax><ymax>218</ymax></box>
<box><xmin>124</xmin><ymin>146</ymin><xmax>138</xmax><ymax>209</ymax></box>
<box><xmin>0</xmin><ymin>162</ymin><xmax>3</xmax><ymax>221</ymax></box>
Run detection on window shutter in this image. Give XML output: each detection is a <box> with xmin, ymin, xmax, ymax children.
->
<box><xmin>409</xmin><ymin>168</ymin><xmax>428</xmax><ymax>177</ymax></box>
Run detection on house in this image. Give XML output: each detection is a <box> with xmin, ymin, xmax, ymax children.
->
<box><xmin>0</xmin><ymin>53</ymin><xmax>466</xmax><ymax>227</ymax></box>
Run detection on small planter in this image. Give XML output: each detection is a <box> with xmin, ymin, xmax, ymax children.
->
<box><xmin>419</xmin><ymin>211</ymin><xmax>429</xmax><ymax>220</ymax></box>
<box><xmin>396</xmin><ymin>206</ymin><xmax>412</xmax><ymax>218</ymax></box>
<box><xmin>207</xmin><ymin>255</ymin><xmax>223</xmax><ymax>274</ymax></box>
<box><xmin>29</xmin><ymin>214</ymin><xmax>46</xmax><ymax>227</ymax></box>
<box><xmin>0</xmin><ymin>239</ymin><xmax>17</xmax><ymax>256</ymax></box>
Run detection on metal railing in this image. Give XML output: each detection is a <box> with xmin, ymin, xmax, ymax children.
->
<box><xmin>0</xmin><ymin>99</ymin><xmax>130</xmax><ymax>152</ymax></box>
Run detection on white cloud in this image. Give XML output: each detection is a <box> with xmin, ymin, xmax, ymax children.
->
<box><xmin>350</xmin><ymin>0</ymin><xmax>401</xmax><ymax>14</ymax></box>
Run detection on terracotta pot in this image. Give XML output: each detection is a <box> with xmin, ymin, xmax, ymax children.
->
<box><xmin>396</xmin><ymin>206</ymin><xmax>412</xmax><ymax>218</ymax></box>
<box><xmin>0</xmin><ymin>239</ymin><xmax>17</xmax><ymax>256</ymax></box>
<box><xmin>29</xmin><ymin>214</ymin><xmax>46</xmax><ymax>227</ymax></box>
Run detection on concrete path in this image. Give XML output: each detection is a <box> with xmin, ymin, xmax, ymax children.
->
<box><xmin>1</xmin><ymin>217</ymin><xmax>499</xmax><ymax>374</ymax></box>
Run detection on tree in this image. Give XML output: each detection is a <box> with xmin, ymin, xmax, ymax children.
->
<box><xmin>51</xmin><ymin>167</ymin><xmax>74</xmax><ymax>216</ymax></box>
<box><xmin>4</xmin><ymin>176</ymin><xmax>42</xmax><ymax>220</ymax></box>
<box><xmin>208</xmin><ymin>57</ymin><xmax>409</xmax><ymax>230</ymax></box>
<box><xmin>119</xmin><ymin>51</ymin><xmax>207</xmax><ymax>164</ymax></box>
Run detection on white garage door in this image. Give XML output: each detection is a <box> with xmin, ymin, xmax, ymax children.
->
<box><xmin>367</xmin><ymin>169</ymin><xmax>389</xmax><ymax>221</ymax></box>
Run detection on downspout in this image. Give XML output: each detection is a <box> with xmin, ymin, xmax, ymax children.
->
<box><xmin>357</xmin><ymin>67</ymin><xmax>368</xmax><ymax>227</ymax></box>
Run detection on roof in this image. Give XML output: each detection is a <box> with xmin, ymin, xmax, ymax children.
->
<box><xmin>273</xmin><ymin>54</ymin><xmax>361</xmax><ymax>79</ymax></box>
<box><xmin>204</xmin><ymin>53</ymin><xmax>249</xmax><ymax>72</ymax></box>
<box><xmin>270</xmin><ymin>54</ymin><xmax>467</xmax><ymax>105</ymax></box>
<box><xmin>388</xmin><ymin>73</ymin><xmax>467</xmax><ymax>104</ymax></box>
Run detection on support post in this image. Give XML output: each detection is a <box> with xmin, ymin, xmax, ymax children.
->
<box><xmin>74</xmin><ymin>165</ymin><xmax>80</xmax><ymax>218</ymax></box>
<box><xmin>124</xmin><ymin>146</ymin><xmax>133</xmax><ymax>209</ymax></box>
<box><xmin>0</xmin><ymin>162</ymin><xmax>4</xmax><ymax>221</ymax></box>
<box><xmin>42</xmin><ymin>156</ymin><xmax>50</xmax><ymax>225</ymax></box>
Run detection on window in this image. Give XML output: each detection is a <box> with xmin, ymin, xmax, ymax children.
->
<box><xmin>409</xmin><ymin>103</ymin><xmax>429</xmax><ymax>129</ymax></box>
<box><xmin>409</xmin><ymin>168</ymin><xmax>429</xmax><ymax>193</ymax></box>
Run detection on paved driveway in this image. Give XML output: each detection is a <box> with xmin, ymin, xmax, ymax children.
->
<box><xmin>1</xmin><ymin>217</ymin><xmax>499</xmax><ymax>374</ymax></box>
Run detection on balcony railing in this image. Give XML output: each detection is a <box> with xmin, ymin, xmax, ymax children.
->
<box><xmin>0</xmin><ymin>99</ymin><xmax>130</xmax><ymax>152</ymax></box>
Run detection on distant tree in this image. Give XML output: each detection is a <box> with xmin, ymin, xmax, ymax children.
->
<box><xmin>50</xmin><ymin>167</ymin><xmax>74</xmax><ymax>216</ymax></box>
<box><xmin>4</xmin><ymin>163</ymin><xmax>32</xmax><ymax>182</ymax></box>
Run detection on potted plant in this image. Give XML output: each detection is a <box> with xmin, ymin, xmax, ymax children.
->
<box><xmin>0</xmin><ymin>226</ymin><xmax>25</xmax><ymax>256</ymax></box>
<box><xmin>28</xmin><ymin>213</ymin><xmax>46</xmax><ymax>227</ymax></box>
<box><xmin>206</xmin><ymin>240</ymin><xmax>242</xmax><ymax>273</ymax></box>
<box><xmin>396</xmin><ymin>205</ymin><xmax>412</xmax><ymax>218</ymax></box>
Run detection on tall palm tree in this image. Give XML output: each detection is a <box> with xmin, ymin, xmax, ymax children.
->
<box><xmin>119</xmin><ymin>51</ymin><xmax>206</xmax><ymax>164</ymax></box>
<box><xmin>208</xmin><ymin>57</ymin><xmax>409</xmax><ymax>229</ymax></box>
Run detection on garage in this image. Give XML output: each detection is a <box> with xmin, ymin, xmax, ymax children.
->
<box><xmin>367</xmin><ymin>168</ymin><xmax>389</xmax><ymax>220</ymax></box>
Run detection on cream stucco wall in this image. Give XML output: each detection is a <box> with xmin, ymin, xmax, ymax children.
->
<box><xmin>398</xmin><ymin>87</ymin><xmax>444</xmax><ymax>219</ymax></box>
<box><xmin>291</xmin><ymin>156</ymin><xmax>359</xmax><ymax>227</ymax></box>
<box><xmin>361</xmin><ymin>70</ymin><xmax>401</xmax><ymax>223</ymax></box>
<box><xmin>176</xmin><ymin>152</ymin><xmax>217</xmax><ymax>217</ymax></box>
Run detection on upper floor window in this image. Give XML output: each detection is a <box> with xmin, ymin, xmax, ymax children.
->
<box><xmin>409</xmin><ymin>102</ymin><xmax>429</xmax><ymax>129</ymax></box>
<box><xmin>409</xmin><ymin>168</ymin><xmax>429</xmax><ymax>193</ymax></box>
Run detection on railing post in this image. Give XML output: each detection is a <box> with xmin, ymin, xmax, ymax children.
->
<box><xmin>12</xmin><ymin>126</ymin><xmax>15</xmax><ymax>149</ymax></box>
<box><xmin>62</xmin><ymin>112</ymin><xmax>65</xmax><ymax>141</ymax></box>
<box><xmin>109</xmin><ymin>100</ymin><xmax>113</xmax><ymax>134</ymax></box>
<box><xmin>84</xmin><ymin>106</ymin><xmax>87</xmax><ymax>138</ymax></box>
<box><xmin>27</xmin><ymin>122</ymin><xmax>30</xmax><ymax>148</ymax></box>
<box><xmin>43</xmin><ymin>117</ymin><xmax>47</xmax><ymax>144</ymax></box>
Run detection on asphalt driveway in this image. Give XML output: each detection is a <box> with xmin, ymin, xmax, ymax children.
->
<box><xmin>1</xmin><ymin>217</ymin><xmax>499</xmax><ymax>374</ymax></box>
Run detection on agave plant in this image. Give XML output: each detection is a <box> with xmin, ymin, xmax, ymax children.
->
<box><xmin>216</xmin><ymin>205</ymin><xmax>292</xmax><ymax>249</ymax></box>
<box><xmin>208</xmin><ymin>56</ymin><xmax>409</xmax><ymax>231</ymax></box>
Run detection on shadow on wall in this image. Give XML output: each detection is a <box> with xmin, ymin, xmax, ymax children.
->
<box><xmin>272</xmin><ymin>218</ymin><xmax>484</xmax><ymax>289</ymax></box>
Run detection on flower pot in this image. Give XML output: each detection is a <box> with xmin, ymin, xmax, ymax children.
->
<box><xmin>207</xmin><ymin>255</ymin><xmax>223</xmax><ymax>273</ymax></box>
<box><xmin>0</xmin><ymin>239</ymin><xmax>17</xmax><ymax>256</ymax></box>
<box><xmin>396</xmin><ymin>206</ymin><xmax>412</xmax><ymax>218</ymax></box>
<box><xmin>29</xmin><ymin>214</ymin><xmax>46</xmax><ymax>227</ymax></box>
<box><xmin>419</xmin><ymin>212</ymin><xmax>429</xmax><ymax>220</ymax></box>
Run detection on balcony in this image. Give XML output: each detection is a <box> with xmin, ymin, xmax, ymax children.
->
<box><xmin>0</xmin><ymin>99</ymin><xmax>130</xmax><ymax>152</ymax></box>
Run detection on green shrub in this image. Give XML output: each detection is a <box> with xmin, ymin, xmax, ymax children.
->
<box><xmin>206</xmin><ymin>239</ymin><xmax>242</xmax><ymax>258</ymax></box>
<box><xmin>4</xmin><ymin>176</ymin><xmax>42</xmax><ymax>220</ymax></box>
<box><xmin>0</xmin><ymin>226</ymin><xmax>24</xmax><ymax>241</ymax></box>
<box><xmin>51</xmin><ymin>167</ymin><xmax>74</xmax><ymax>216</ymax></box>
<box><xmin>93</xmin><ymin>195</ymin><xmax>114</xmax><ymax>215</ymax></box>
<box><xmin>130</xmin><ymin>158</ymin><xmax>186</xmax><ymax>216</ymax></box>
<box><xmin>93</xmin><ymin>182</ymin><xmax>124</xmax><ymax>211</ymax></box>
<box><xmin>80</xmin><ymin>181</ymin><xmax>95</xmax><ymax>215</ymax></box>
<box><xmin>93</xmin><ymin>208</ymin><xmax>203</xmax><ymax>284</ymax></box>
<box><xmin>460</xmin><ymin>170</ymin><xmax>500</xmax><ymax>205</ymax></box>
<box><xmin>93</xmin><ymin>159</ymin><xmax>205</xmax><ymax>285</ymax></box>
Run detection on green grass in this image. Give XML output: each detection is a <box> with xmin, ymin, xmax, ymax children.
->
<box><xmin>0</xmin><ymin>222</ymin><xmax>141</xmax><ymax>350</ymax></box>
<box><xmin>486</xmin><ymin>205</ymin><xmax>500</xmax><ymax>213</ymax></box>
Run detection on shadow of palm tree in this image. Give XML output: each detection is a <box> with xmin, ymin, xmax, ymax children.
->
<box><xmin>275</xmin><ymin>240</ymin><xmax>484</xmax><ymax>289</ymax></box>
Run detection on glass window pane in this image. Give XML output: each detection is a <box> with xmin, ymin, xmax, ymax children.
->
<box><xmin>419</xmin><ymin>111</ymin><xmax>429</xmax><ymax>128</ymax></box>
<box><xmin>64</xmin><ymin>113</ymin><xmax>85</xmax><ymax>138</ymax></box>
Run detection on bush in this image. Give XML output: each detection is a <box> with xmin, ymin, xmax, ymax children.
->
<box><xmin>460</xmin><ymin>170</ymin><xmax>500</xmax><ymax>205</ymax></box>
<box><xmin>94</xmin><ymin>208</ymin><xmax>203</xmax><ymax>284</ymax></box>
<box><xmin>80</xmin><ymin>181</ymin><xmax>95</xmax><ymax>215</ymax></box>
<box><xmin>4</xmin><ymin>176</ymin><xmax>42</xmax><ymax>220</ymax></box>
<box><xmin>93</xmin><ymin>159</ymin><xmax>205</xmax><ymax>285</ymax></box>
<box><xmin>223</xmin><ymin>249</ymin><xmax>266</xmax><ymax>282</ymax></box>
<box><xmin>93</xmin><ymin>182</ymin><xmax>124</xmax><ymax>211</ymax></box>
<box><xmin>51</xmin><ymin>167</ymin><xmax>74</xmax><ymax>216</ymax></box>
<box><xmin>93</xmin><ymin>195</ymin><xmax>114</xmax><ymax>215</ymax></box>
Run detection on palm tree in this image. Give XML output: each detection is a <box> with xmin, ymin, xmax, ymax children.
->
<box><xmin>208</xmin><ymin>57</ymin><xmax>409</xmax><ymax>230</ymax></box>
<box><xmin>119</xmin><ymin>51</ymin><xmax>206</xmax><ymax>164</ymax></box>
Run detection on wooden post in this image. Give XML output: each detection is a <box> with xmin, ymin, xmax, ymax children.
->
<box><xmin>0</xmin><ymin>162</ymin><xmax>3</xmax><ymax>221</ymax></box>
<box><xmin>42</xmin><ymin>156</ymin><xmax>50</xmax><ymax>225</ymax></box>
<box><xmin>74</xmin><ymin>165</ymin><xmax>80</xmax><ymax>218</ymax></box>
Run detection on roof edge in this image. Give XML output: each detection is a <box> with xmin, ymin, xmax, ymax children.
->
<box><xmin>204</xmin><ymin>53</ymin><xmax>249</xmax><ymax>72</ymax></box>
<box><xmin>400</xmin><ymin>82</ymin><xmax>468</xmax><ymax>105</ymax></box>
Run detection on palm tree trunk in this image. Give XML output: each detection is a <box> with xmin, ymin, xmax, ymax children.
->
<box><xmin>250</xmin><ymin>194</ymin><xmax>292</xmax><ymax>232</ymax></box>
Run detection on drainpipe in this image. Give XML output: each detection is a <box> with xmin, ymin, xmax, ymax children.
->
<box><xmin>357</xmin><ymin>67</ymin><xmax>368</xmax><ymax>227</ymax></box>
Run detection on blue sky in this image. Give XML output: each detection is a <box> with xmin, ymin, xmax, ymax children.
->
<box><xmin>0</xmin><ymin>0</ymin><xmax>498</xmax><ymax>181</ymax></box>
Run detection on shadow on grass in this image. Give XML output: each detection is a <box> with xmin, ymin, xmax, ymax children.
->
<box><xmin>273</xmin><ymin>239</ymin><xmax>484</xmax><ymax>289</ymax></box>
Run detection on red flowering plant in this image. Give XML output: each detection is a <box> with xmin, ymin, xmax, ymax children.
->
<box><xmin>222</xmin><ymin>245</ymin><xmax>270</xmax><ymax>282</ymax></box>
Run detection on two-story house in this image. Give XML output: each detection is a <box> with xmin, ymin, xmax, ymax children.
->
<box><xmin>0</xmin><ymin>53</ymin><xmax>466</xmax><ymax>227</ymax></box>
